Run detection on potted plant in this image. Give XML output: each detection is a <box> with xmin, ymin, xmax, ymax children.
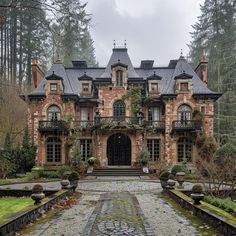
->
<box><xmin>159</xmin><ymin>171</ymin><xmax>170</xmax><ymax>189</ymax></box>
<box><xmin>87</xmin><ymin>157</ymin><xmax>97</xmax><ymax>166</ymax></box>
<box><xmin>191</xmin><ymin>184</ymin><xmax>204</xmax><ymax>205</ymax></box>
<box><xmin>87</xmin><ymin>157</ymin><xmax>97</xmax><ymax>173</ymax></box>
<box><xmin>31</xmin><ymin>184</ymin><xmax>45</xmax><ymax>205</ymax></box>
<box><xmin>68</xmin><ymin>171</ymin><xmax>79</xmax><ymax>192</ymax></box>
<box><xmin>136</xmin><ymin>149</ymin><xmax>150</xmax><ymax>173</ymax></box>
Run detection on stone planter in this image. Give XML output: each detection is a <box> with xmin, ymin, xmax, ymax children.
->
<box><xmin>167</xmin><ymin>179</ymin><xmax>176</xmax><ymax>189</ymax></box>
<box><xmin>175</xmin><ymin>172</ymin><xmax>186</xmax><ymax>189</ymax></box>
<box><xmin>60</xmin><ymin>179</ymin><xmax>70</xmax><ymax>189</ymax></box>
<box><xmin>31</xmin><ymin>192</ymin><xmax>45</xmax><ymax>205</ymax></box>
<box><xmin>191</xmin><ymin>193</ymin><xmax>204</xmax><ymax>205</ymax></box>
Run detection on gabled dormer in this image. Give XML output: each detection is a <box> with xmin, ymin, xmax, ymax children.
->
<box><xmin>78</xmin><ymin>72</ymin><xmax>93</xmax><ymax>96</ymax></box>
<box><xmin>174</xmin><ymin>71</ymin><xmax>193</xmax><ymax>94</ymax></box>
<box><xmin>45</xmin><ymin>71</ymin><xmax>64</xmax><ymax>95</ymax></box>
<box><xmin>111</xmin><ymin>60</ymin><xmax>128</xmax><ymax>87</ymax></box>
<box><xmin>147</xmin><ymin>72</ymin><xmax>162</xmax><ymax>96</ymax></box>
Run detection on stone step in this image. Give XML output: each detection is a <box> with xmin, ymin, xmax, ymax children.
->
<box><xmin>87</xmin><ymin>168</ymin><xmax>146</xmax><ymax>176</ymax></box>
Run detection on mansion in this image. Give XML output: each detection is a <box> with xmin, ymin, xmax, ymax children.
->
<box><xmin>23</xmin><ymin>46</ymin><xmax>221</xmax><ymax>168</ymax></box>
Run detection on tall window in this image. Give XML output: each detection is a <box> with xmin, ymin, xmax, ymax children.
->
<box><xmin>80</xmin><ymin>139</ymin><xmax>92</xmax><ymax>159</ymax></box>
<box><xmin>177</xmin><ymin>104</ymin><xmax>192</xmax><ymax>121</ymax></box>
<box><xmin>116</xmin><ymin>70</ymin><xmax>123</xmax><ymax>86</ymax></box>
<box><xmin>148</xmin><ymin>107</ymin><xmax>160</xmax><ymax>127</ymax></box>
<box><xmin>47</xmin><ymin>105</ymin><xmax>61</xmax><ymax>121</ymax></box>
<box><xmin>177</xmin><ymin>137</ymin><xmax>192</xmax><ymax>162</ymax></box>
<box><xmin>113</xmin><ymin>100</ymin><xmax>126</xmax><ymax>119</ymax></box>
<box><xmin>46</xmin><ymin>137</ymin><xmax>61</xmax><ymax>163</ymax></box>
<box><xmin>147</xmin><ymin>139</ymin><xmax>160</xmax><ymax>161</ymax></box>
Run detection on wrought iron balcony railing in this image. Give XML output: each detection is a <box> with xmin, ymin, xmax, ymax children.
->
<box><xmin>172</xmin><ymin>120</ymin><xmax>202</xmax><ymax>131</ymax></box>
<box><xmin>143</xmin><ymin>120</ymin><xmax>165</xmax><ymax>130</ymax></box>
<box><xmin>73</xmin><ymin>121</ymin><xmax>94</xmax><ymax>129</ymax></box>
<box><xmin>99</xmin><ymin>116</ymin><xmax>139</xmax><ymax>126</ymax></box>
<box><xmin>38</xmin><ymin>120</ymin><xmax>69</xmax><ymax>133</ymax></box>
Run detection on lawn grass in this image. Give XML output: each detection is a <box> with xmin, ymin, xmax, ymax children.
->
<box><xmin>0</xmin><ymin>197</ymin><xmax>34</xmax><ymax>222</ymax></box>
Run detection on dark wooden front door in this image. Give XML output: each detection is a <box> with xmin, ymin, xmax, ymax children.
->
<box><xmin>107</xmin><ymin>133</ymin><xmax>131</xmax><ymax>165</ymax></box>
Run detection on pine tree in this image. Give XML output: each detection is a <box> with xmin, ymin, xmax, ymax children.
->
<box><xmin>51</xmin><ymin>0</ymin><xmax>97</xmax><ymax>66</ymax></box>
<box><xmin>188</xmin><ymin>0</ymin><xmax>236</xmax><ymax>144</ymax></box>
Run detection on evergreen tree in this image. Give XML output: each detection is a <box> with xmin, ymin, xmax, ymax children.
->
<box><xmin>20</xmin><ymin>128</ymin><xmax>36</xmax><ymax>173</ymax></box>
<box><xmin>51</xmin><ymin>0</ymin><xmax>97</xmax><ymax>66</ymax></box>
<box><xmin>188</xmin><ymin>0</ymin><xmax>236</xmax><ymax>144</ymax></box>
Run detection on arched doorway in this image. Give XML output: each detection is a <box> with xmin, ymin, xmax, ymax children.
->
<box><xmin>107</xmin><ymin>133</ymin><xmax>131</xmax><ymax>166</ymax></box>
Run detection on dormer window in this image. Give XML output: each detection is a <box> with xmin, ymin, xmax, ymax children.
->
<box><xmin>82</xmin><ymin>83</ymin><xmax>89</xmax><ymax>92</ymax></box>
<box><xmin>116</xmin><ymin>70</ymin><xmax>123</xmax><ymax>86</ymax></box>
<box><xmin>50</xmin><ymin>83</ymin><xmax>58</xmax><ymax>92</ymax></box>
<box><xmin>150</xmin><ymin>83</ymin><xmax>158</xmax><ymax>92</ymax></box>
<box><xmin>180</xmin><ymin>82</ymin><xmax>188</xmax><ymax>91</ymax></box>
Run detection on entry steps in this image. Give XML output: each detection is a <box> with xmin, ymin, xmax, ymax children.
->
<box><xmin>87</xmin><ymin>167</ymin><xmax>147</xmax><ymax>176</ymax></box>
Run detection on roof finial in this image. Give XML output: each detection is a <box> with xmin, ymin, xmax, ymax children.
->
<box><xmin>52</xmin><ymin>71</ymin><xmax>55</xmax><ymax>74</ymax></box>
<box><xmin>179</xmin><ymin>49</ymin><xmax>185</xmax><ymax>59</ymax></box>
<box><xmin>124</xmin><ymin>40</ymin><xmax>127</xmax><ymax>48</ymax></box>
<box><xmin>113</xmin><ymin>40</ymin><xmax>116</xmax><ymax>48</ymax></box>
<box><xmin>84</xmin><ymin>71</ymin><xmax>86</xmax><ymax>76</ymax></box>
<box><xmin>154</xmin><ymin>71</ymin><xmax>156</xmax><ymax>75</ymax></box>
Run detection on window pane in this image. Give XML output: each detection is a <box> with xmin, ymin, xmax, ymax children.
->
<box><xmin>177</xmin><ymin>137</ymin><xmax>192</xmax><ymax>162</ymax></box>
<box><xmin>180</xmin><ymin>83</ymin><xmax>188</xmax><ymax>91</ymax></box>
<box><xmin>113</xmin><ymin>100</ymin><xmax>125</xmax><ymax>118</ymax></box>
<box><xmin>46</xmin><ymin>137</ymin><xmax>61</xmax><ymax>163</ymax></box>
<box><xmin>147</xmin><ymin>139</ymin><xmax>160</xmax><ymax>161</ymax></box>
<box><xmin>80</xmin><ymin>139</ymin><xmax>92</xmax><ymax>159</ymax></box>
<box><xmin>116</xmin><ymin>70</ymin><xmax>123</xmax><ymax>86</ymax></box>
<box><xmin>150</xmin><ymin>83</ymin><xmax>158</xmax><ymax>92</ymax></box>
<box><xmin>82</xmin><ymin>83</ymin><xmax>89</xmax><ymax>92</ymax></box>
<box><xmin>50</xmin><ymin>83</ymin><xmax>57</xmax><ymax>91</ymax></box>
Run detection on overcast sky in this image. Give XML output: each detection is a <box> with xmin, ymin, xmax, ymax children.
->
<box><xmin>85</xmin><ymin>0</ymin><xmax>205</xmax><ymax>67</ymax></box>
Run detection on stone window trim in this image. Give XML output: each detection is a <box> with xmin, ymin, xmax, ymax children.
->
<box><xmin>46</xmin><ymin>137</ymin><xmax>61</xmax><ymax>163</ymax></box>
<box><xmin>150</xmin><ymin>83</ymin><xmax>158</xmax><ymax>92</ymax></box>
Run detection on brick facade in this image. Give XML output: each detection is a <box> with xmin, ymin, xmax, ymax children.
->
<box><xmin>24</xmin><ymin>47</ymin><xmax>221</xmax><ymax>168</ymax></box>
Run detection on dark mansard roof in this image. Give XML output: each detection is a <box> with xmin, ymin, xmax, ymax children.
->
<box><xmin>29</xmin><ymin>47</ymin><xmax>221</xmax><ymax>99</ymax></box>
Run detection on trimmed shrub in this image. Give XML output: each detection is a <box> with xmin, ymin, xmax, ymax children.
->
<box><xmin>32</xmin><ymin>184</ymin><xmax>43</xmax><ymax>193</ymax></box>
<box><xmin>171</xmin><ymin>164</ymin><xmax>188</xmax><ymax>176</ymax></box>
<box><xmin>136</xmin><ymin>149</ymin><xmax>150</xmax><ymax>164</ymax></box>
<box><xmin>68</xmin><ymin>171</ymin><xmax>79</xmax><ymax>181</ymax></box>
<box><xmin>56</xmin><ymin>165</ymin><xmax>71</xmax><ymax>177</ymax></box>
<box><xmin>192</xmin><ymin>184</ymin><xmax>203</xmax><ymax>193</ymax></box>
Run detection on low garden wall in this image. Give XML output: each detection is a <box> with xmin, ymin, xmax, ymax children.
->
<box><xmin>0</xmin><ymin>189</ymin><xmax>71</xmax><ymax>236</ymax></box>
<box><xmin>0</xmin><ymin>189</ymin><xmax>57</xmax><ymax>197</ymax></box>
<box><xmin>165</xmin><ymin>189</ymin><xmax>236</xmax><ymax>236</ymax></box>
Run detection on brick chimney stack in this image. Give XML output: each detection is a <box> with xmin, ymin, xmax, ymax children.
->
<box><xmin>32</xmin><ymin>59</ymin><xmax>44</xmax><ymax>90</ymax></box>
<box><xmin>195</xmin><ymin>51</ymin><xmax>208</xmax><ymax>85</ymax></box>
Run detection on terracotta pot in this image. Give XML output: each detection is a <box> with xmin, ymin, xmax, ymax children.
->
<box><xmin>31</xmin><ymin>192</ymin><xmax>45</xmax><ymax>205</ymax></box>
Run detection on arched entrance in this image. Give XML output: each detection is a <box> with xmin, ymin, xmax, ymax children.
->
<box><xmin>107</xmin><ymin>133</ymin><xmax>131</xmax><ymax>166</ymax></box>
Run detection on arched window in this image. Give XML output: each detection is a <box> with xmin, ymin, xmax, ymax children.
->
<box><xmin>47</xmin><ymin>105</ymin><xmax>61</xmax><ymax>121</ymax></box>
<box><xmin>46</xmin><ymin>137</ymin><xmax>61</xmax><ymax>163</ymax></box>
<box><xmin>177</xmin><ymin>137</ymin><xmax>192</xmax><ymax>162</ymax></box>
<box><xmin>177</xmin><ymin>104</ymin><xmax>192</xmax><ymax>121</ymax></box>
<box><xmin>113</xmin><ymin>100</ymin><xmax>125</xmax><ymax>119</ymax></box>
<box><xmin>116</xmin><ymin>70</ymin><xmax>123</xmax><ymax>86</ymax></box>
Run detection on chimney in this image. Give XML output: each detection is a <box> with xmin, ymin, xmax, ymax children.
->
<box><xmin>32</xmin><ymin>59</ymin><xmax>44</xmax><ymax>90</ymax></box>
<box><xmin>195</xmin><ymin>51</ymin><xmax>208</xmax><ymax>85</ymax></box>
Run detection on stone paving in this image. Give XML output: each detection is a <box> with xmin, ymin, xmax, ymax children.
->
<box><xmin>83</xmin><ymin>192</ymin><xmax>154</xmax><ymax>236</ymax></box>
<box><xmin>1</xmin><ymin>179</ymin><xmax>215</xmax><ymax>236</ymax></box>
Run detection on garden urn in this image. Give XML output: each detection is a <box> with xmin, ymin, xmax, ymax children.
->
<box><xmin>31</xmin><ymin>184</ymin><xmax>45</xmax><ymax>205</ymax></box>
<box><xmin>176</xmin><ymin>172</ymin><xmax>185</xmax><ymax>189</ymax></box>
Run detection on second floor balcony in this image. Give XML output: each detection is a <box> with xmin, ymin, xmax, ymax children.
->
<box><xmin>172</xmin><ymin>120</ymin><xmax>202</xmax><ymax>132</ymax></box>
<box><xmin>38</xmin><ymin>120</ymin><xmax>69</xmax><ymax>133</ymax></box>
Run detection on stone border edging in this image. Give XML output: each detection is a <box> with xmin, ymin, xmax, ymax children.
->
<box><xmin>165</xmin><ymin>189</ymin><xmax>236</xmax><ymax>236</ymax></box>
<box><xmin>0</xmin><ymin>179</ymin><xmax>60</xmax><ymax>186</ymax></box>
<box><xmin>0</xmin><ymin>189</ymin><xmax>71</xmax><ymax>236</ymax></box>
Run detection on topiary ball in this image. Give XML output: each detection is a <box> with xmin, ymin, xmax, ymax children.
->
<box><xmin>32</xmin><ymin>184</ymin><xmax>43</xmax><ymax>193</ymax></box>
<box><xmin>192</xmin><ymin>184</ymin><xmax>203</xmax><ymax>193</ymax></box>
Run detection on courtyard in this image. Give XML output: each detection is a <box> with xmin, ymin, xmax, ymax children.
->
<box><xmin>0</xmin><ymin>179</ymin><xmax>222</xmax><ymax>236</ymax></box>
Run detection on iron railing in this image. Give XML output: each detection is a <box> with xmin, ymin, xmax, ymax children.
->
<box><xmin>38</xmin><ymin>120</ymin><xmax>69</xmax><ymax>132</ymax></box>
<box><xmin>143</xmin><ymin>120</ymin><xmax>165</xmax><ymax>129</ymax></box>
<box><xmin>172</xmin><ymin>120</ymin><xmax>202</xmax><ymax>131</ymax></box>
